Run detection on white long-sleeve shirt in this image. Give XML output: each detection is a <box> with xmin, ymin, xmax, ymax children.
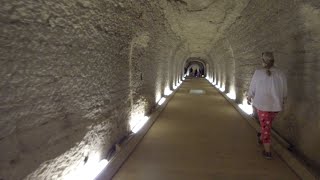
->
<box><xmin>248</xmin><ymin>67</ymin><xmax>287</xmax><ymax>112</ymax></box>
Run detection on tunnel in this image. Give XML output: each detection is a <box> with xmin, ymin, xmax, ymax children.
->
<box><xmin>184</xmin><ymin>58</ymin><xmax>207</xmax><ymax>77</ymax></box>
<box><xmin>0</xmin><ymin>0</ymin><xmax>320</xmax><ymax>179</ymax></box>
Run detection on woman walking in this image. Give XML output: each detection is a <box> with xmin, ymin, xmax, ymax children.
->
<box><xmin>247</xmin><ymin>52</ymin><xmax>287</xmax><ymax>159</ymax></box>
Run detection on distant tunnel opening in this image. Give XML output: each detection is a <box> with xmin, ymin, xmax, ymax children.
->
<box><xmin>183</xmin><ymin>58</ymin><xmax>207</xmax><ymax>78</ymax></box>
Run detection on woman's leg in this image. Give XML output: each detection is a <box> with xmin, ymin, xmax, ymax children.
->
<box><xmin>257</xmin><ymin>111</ymin><xmax>278</xmax><ymax>153</ymax></box>
<box><xmin>257</xmin><ymin>110</ymin><xmax>270</xmax><ymax>152</ymax></box>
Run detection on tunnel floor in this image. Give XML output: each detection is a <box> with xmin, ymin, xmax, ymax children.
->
<box><xmin>112</xmin><ymin>78</ymin><xmax>299</xmax><ymax>180</ymax></box>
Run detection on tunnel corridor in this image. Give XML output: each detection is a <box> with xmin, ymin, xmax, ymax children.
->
<box><xmin>111</xmin><ymin>78</ymin><xmax>299</xmax><ymax>180</ymax></box>
<box><xmin>1</xmin><ymin>0</ymin><xmax>320</xmax><ymax>180</ymax></box>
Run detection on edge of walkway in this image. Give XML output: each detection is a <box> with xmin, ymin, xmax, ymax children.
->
<box><xmin>96</xmin><ymin>79</ymin><xmax>318</xmax><ymax>180</ymax></box>
<box><xmin>210</xmin><ymin>81</ymin><xmax>317</xmax><ymax>180</ymax></box>
<box><xmin>96</xmin><ymin>86</ymin><xmax>179</xmax><ymax>180</ymax></box>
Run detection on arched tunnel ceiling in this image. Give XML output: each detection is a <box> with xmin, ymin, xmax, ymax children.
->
<box><xmin>162</xmin><ymin>0</ymin><xmax>250</xmax><ymax>54</ymax></box>
<box><xmin>184</xmin><ymin>57</ymin><xmax>206</xmax><ymax>68</ymax></box>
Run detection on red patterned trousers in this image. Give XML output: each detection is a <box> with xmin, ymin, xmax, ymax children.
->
<box><xmin>257</xmin><ymin>110</ymin><xmax>278</xmax><ymax>144</ymax></box>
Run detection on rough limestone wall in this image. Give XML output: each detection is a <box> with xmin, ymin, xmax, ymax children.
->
<box><xmin>209</xmin><ymin>38</ymin><xmax>236</xmax><ymax>94</ymax></box>
<box><xmin>172</xmin><ymin>42</ymin><xmax>189</xmax><ymax>87</ymax></box>
<box><xmin>128</xmin><ymin>23</ymin><xmax>180</xmax><ymax>118</ymax></box>
<box><xmin>0</xmin><ymin>0</ymin><xmax>180</xmax><ymax>179</ymax></box>
<box><xmin>200</xmin><ymin>56</ymin><xmax>214</xmax><ymax>81</ymax></box>
<box><xmin>209</xmin><ymin>0</ymin><xmax>320</xmax><ymax>173</ymax></box>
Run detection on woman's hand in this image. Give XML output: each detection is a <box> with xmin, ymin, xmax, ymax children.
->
<box><xmin>247</xmin><ymin>96</ymin><xmax>252</xmax><ymax>105</ymax></box>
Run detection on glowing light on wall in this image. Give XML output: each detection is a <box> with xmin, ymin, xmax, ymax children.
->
<box><xmin>173</xmin><ymin>85</ymin><xmax>177</xmax><ymax>90</ymax></box>
<box><xmin>155</xmin><ymin>92</ymin><xmax>161</xmax><ymax>103</ymax></box>
<box><xmin>173</xmin><ymin>81</ymin><xmax>180</xmax><ymax>90</ymax></box>
<box><xmin>130</xmin><ymin>113</ymin><xmax>144</xmax><ymax>130</ymax></box>
<box><xmin>158</xmin><ymin>97</ymin><xmax>166</xmax><ymax>105</ymax></box>
<box><xmin>173</xmin><ymin>82</ymin><xmax>182</xmax><ymax>90</ymax></box>
<box><xmin>226</xmin><ymin>90</ymin><xmax>236</xmax><ymax>100</ymax></box>
<box><xmin>131</xmin><ymin>116</ymin><xmax>149</xmax><ymax>133</ymax></box>
<box><xmin>238</xmin><ymin>99</ymin><xmax>253</xmax><ymax>115</ymax></box>
<box><xmin>210</xmin><ymin>79</ymin><xmax>215</xmax><ymax>85</ymax></box>
<box><xmin>219</xmin><ymin>84</ymin><xmax>225</xmax><ymax>92</ymax></box>
<box><xmin>215</xmin><ymin>81</ymin><xmax>219</xmax><ymax>88</ymax></box>
<box><xmin>175</xmin><ymin>81</ymin><xmax>182</xmax><ymax>89</ymax></box>
<box><xmin>95</xmin><ymin>159</ymin><xmax>109</xmax><ymax>177</ymax></box>
<box><xmin>206</xmin><ymin>77</ymin><xmax>217</xmax><ymax>86</ymax></box>
<box><xmin>64</xmin><ymin>152</ymin><xmax>109</xmax><ymax>180</ymax></box>
<box><xmin>164</xmin><ymin>87</ymin><xmax>172</xmax><ymax>96</ymax></box>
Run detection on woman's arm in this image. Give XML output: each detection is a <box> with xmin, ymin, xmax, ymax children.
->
<box><xmin>247</xmin><ymin>71</ymin><xmax>257</xmax><ymax>105</ymax></box>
